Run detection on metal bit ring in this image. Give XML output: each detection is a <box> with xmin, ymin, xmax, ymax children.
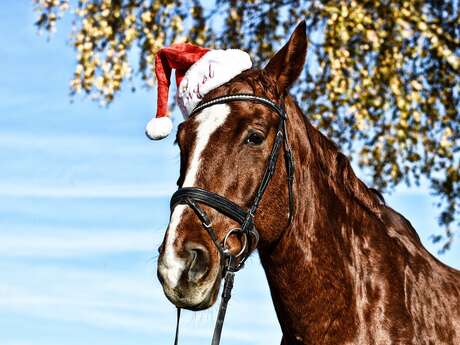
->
<box><xmin>223</xmin><ymin>228</ymin><xmax>248</xmax><ymax>258</ymax></box>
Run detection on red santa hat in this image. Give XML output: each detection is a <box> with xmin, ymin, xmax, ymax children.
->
<box><xmin>145</xmin><ymin>43</ymin><xmax>252</xmax><ymax>140</ymax></box>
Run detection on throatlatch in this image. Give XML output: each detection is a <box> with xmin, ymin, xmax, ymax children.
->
<box><xmin>169</xmin><ymin>94</ymin><xmax>295</xmax><ymax>345</ymax></box>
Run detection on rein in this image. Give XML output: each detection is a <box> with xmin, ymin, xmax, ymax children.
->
<box><xmin>169</xmin><ymin>93</ymin><xmax>294</xmax><ymax>345</ymax></box>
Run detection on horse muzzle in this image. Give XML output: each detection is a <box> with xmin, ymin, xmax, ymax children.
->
<box><xmin>157</xmin><ymin>243</ymin><xmax>222</xmax><ymax>310</ymax></box>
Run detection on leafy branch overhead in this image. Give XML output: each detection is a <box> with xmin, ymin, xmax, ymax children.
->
<box><xmin>34</xmin><ymin>0</ymin><xmax>459</xmax><ymax>251</ymax></box>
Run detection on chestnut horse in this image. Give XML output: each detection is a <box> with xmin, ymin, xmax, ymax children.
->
<box><xmin>157</xmin><ymin>22</ymin><xmax>460</xmax><ymax>344</ymax></box>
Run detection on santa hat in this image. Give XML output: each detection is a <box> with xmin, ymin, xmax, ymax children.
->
<box><xmin>145</xmin><ymin>43</ymin><xmax>252</xmax><ymax>140</ymax></box>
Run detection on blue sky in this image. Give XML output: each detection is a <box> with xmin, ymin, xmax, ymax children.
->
<box><xmin>0</xmin><ymin>2</ymin><xmax>458</xmax><ymax>345</ymax></box>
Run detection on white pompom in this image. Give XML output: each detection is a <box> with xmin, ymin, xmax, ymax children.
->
<box><xmin>145</xmin><ymin>116</ymin><xmax>173</xmax><ymax>140</ymax></box>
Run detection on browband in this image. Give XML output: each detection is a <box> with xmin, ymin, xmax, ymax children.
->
<box><xmin>190</xmin><ymin>93</ymin><xmax>287</xmax><ymax>119</ymax></box>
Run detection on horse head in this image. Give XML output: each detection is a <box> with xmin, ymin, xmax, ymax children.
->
<box><xmin>157</xmin><ymin>22</ymin><xmax>308</xmax><ymax>311</ymax></box>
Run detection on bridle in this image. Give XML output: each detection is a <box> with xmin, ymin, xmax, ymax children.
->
<box><xmin>169</xmin><ymin>93</ymin><xmax>295</xmax><ymax>345</ymax></box>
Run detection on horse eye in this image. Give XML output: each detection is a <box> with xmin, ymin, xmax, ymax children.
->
<box><xmin>245</xmin><ymin>132</ymin><xmax>264</xmax><ymax>146</ymax></box>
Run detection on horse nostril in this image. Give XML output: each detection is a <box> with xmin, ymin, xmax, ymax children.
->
<box><xmin>186</xmin><ymin>245</ymin><xmax>210</xmax><ymax>282</ymax></box>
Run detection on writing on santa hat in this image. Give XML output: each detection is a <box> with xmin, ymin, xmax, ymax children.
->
<box><xmin>181</xmin><ymin>63</ymin><xmax>215</xmax><ymax>102</ymax></box>
<box><xmin>177</xmin><ymin>50</ymin><xmax>251</xmax><ymax>118</ymax></box>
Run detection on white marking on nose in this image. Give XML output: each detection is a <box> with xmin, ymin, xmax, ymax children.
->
<box><xmin>161</xmin><ymin>104</ymin><xmax>231</xmax><ymax>288</ymax></box>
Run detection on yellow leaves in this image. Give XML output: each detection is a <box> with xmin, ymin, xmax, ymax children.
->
<box><xmin>113</xmin><ymin>8</ymin><xmax>121</xmax><ymax>18</ymax></box>
<box><xmin>396</xmin><ymin>129</ymin><xmax>407</xmax><ymax>143</ymax></box>
<box><xmin>69</xmin><ymin>78</ymin><xmax>81</xmax><ymax>93</ymax></box>
<box><xmin>339</xmin><ymin>30</ymin><xmax>350</xmax><ymax>43</ymax></box>
<box><xmin>230</xmin><ymin>8</ymin><xmax>238</xmax><ymax>20</ymax></box>
<box><xmin>95</xmin><ymin>76</ymin><xmax>104</xmax><ymax>90</ymax></box>
<box><xmin>331</xmin><ymin>59</ymin><xmax>342</xmax><ymax>70</ymax></box>
<box><xmin>83</xmin><ymin>41</ymin><xmax>92</xmax><ymax>51</ymax></box>
<box><xmin>313</xmin><ymin>0</ymin><xmax>459</xmax><ymax>207</ymax></box>
<box><xmin>409</xmin><ymin>90</ymin><xmax>421</xmax><ymax>103</ymax></box>
<box><xmin>366</xmin><ymin>30</ymin><xmax>379</xmax><ymax>48</ymax></box>
<box><xmin>396</xmin><ymin>18</ymin><xmax>412</xmax><ymax>39</ymax></box>
<box><xmin>125</xmin><ymin>27</ymin><xmax>138</xmax><ymax>43</ymax></box>
<box><xmin>355</xmin><ymin>108</ymin><xmax>368</xmax><ymax>131</ymax></box>
<box><xmin>141</xmin><ymin>11</ymin><xmax>152</xmax><ymax>23</ymax></box>
<box><xmin>171</xmin><ymin>15</ymin><xmax>184</xmax><ymax>33</ymax></box>
<box><xmin>410</xmin><ymin>80</ymin><xmax>422</xmax><ymax>91</ymax></box>
<box><xmin>417</xmin><ymin>21</ymin><xmax>428</xmax><ymax>32</ymax></box>
<box><xmin>430</xmin><ymin>34</ymin><xmax>440</xmax><ymax>47</ymax></box>
<box><xmin>372</xmin><ymin>97</ymin><xmax>382</xmax><ymax>108</ymax></box>
<box><xmin>440</xmin><ymin>127</ymin><xmax>453</xmax><ymax>149</ymax></box>
<box><xmin>390</xmin><ymin>163</ymin><xmax>402</xmax><ymax>180</ymax></box>
<box><xmin>445</xmin><ymin>51</ymin><xmax>460</xmax><ymax>70</ymax></box>
<box><xmin>340</xmin><ymin>4</ymin><xmax>349</xmax><ymax>17</ymax></box>
<box><xmin>399</xmin><ymin>118</ymin><xmax>409</xmax><ymax>129</ymax></box>
<box><xmin>389</xmin><ymin>76</ymin><xmax>401</xmax><ymax>96</ymax></box>
<box><xmin>396</xmin><ymin>97</ymin><xmax>407</xmax><ymax>110</ymax></box>
<box><xmin>36</xmin><ymin>0</ymin><xmax>190</xmax><ymax>103</ymax></box>
<box><xmin>74</xmin><ymin>64</ymin><xmax>83</xmax><ymax>74</ymax></box>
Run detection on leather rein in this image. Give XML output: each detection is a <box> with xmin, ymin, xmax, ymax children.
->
<box><xmin>169</xmin><ymin>93</ymin><xmax>295</xmax><ymax>345</ymax></box>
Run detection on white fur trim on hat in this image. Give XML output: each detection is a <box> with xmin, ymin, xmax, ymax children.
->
<box><xmin>145</xmin><ymin>116</ymin><xmax>173</xmax><ymax>140</ymax></box>
<box><xmin>176</xmin><ymin>49</ymin><xmax>252</xmax><ymax>117</ymax></box>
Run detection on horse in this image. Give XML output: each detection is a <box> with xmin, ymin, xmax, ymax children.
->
<box><xmin>156</xmin><ymin>22</ymin><xmax>460</xmax><ymax>344</ymax></box>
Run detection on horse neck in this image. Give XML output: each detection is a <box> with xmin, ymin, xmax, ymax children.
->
<box><xmin>258</xmin><ymin>98</ymin><xmax>388</xmax><ymax>343</ymax></box>
<box><xmin>256</xmin><ymin>98</ymin><xmax>460</xmax><ymax>344</ymax></box>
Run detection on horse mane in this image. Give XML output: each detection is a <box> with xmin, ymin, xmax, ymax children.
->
<box><xmin>295</xmin><ymin>101</ymin><xmax>384</xmax><ymax>219</ymax></box>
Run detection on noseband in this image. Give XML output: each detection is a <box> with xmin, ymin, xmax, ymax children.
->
<box><xmin>169</xmin><ymin>93</ymin><xmax>295</xmax><ymax>345</ymax></box>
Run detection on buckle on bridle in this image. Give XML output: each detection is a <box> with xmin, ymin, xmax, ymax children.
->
<box><xmin>222</xmin><ymin>228</ymin><xmax>248</xmax><ymax>259</ymax></box>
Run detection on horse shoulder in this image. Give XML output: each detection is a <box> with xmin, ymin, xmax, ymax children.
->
<box><xmin>380</xmin><ymin>206</ymin><xmax>460</xmax><ymax>343</ymax></box>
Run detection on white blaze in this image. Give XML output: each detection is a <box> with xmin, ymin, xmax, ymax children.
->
<box><xmin>161</xmin><ymin>104</ymin><xmax>231</xmax><ymax>288</ymax></box>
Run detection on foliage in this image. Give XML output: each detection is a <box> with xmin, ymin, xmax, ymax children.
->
<box><xmin>34</xmin><ymin>0</ymin><xmax>459</xmax><ymax>251</ymax></box>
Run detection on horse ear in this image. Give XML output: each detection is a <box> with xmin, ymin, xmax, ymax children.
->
<box><xmin>264</xmin><ymin>21</ymin><xmax>307</xmax><ymax>93</ymax></box>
